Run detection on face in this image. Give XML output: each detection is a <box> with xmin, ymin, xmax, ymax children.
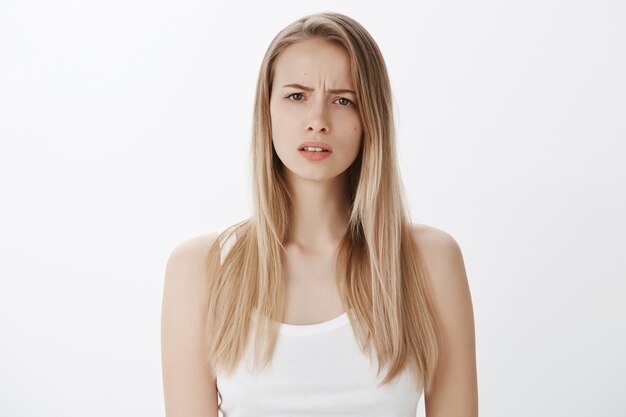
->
<box><xmin>269</xmin><ymin>38</ymin><xmax>363</xmax><ymax>183</ymax></box>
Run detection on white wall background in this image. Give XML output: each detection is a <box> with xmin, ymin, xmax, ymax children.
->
<box><xmin>1</xmin><ymin>0</ymin><xmax>624</xmax><ymax>416</ymax></box>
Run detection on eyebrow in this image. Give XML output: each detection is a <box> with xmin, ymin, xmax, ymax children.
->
<box><xmin>281</xmin><ymin>83</ymin><xmax>356</xmax><ymax>95</ymax></box>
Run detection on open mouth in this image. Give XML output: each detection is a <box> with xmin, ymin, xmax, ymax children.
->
<box><xmin>298</xmin><ymin>146</ymin><xmax>331</xmax><ymax>152</ymax></box>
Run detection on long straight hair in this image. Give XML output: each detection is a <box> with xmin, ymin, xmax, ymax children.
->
<box><xmin>203</xmin><ymin>11</ymin><xmax>440</xmax><ymax>392</ymax></box>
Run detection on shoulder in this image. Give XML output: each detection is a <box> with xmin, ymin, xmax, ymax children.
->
<box><xmin>409</xmin><ymin>223</ymin><xmax>478</xmax><ymax>413</ymax></box>
<box><xmin>161</xmin><ymin>232</ymin><xmax>222</xmax><ymax>414</ymax></box>
<box><xmin>167</xmin><ymin>232</ymin><xmax>220</xmax><ymax>265</ymax></box>
<box><xmin>409</xmin><ymin>223</ymin><xmax>465</xmax><ymax>278</ymax></box>
<box><xmin>408</xmin><ymin>222</ymin><xmax>473</xmax><ymax>342</ymax></box>
<box><xmin>166</xmin><ymin>220</ymin><xmax>248</xmax><ymax>273</ymax></box>
<box><xmin>410</xmin><ymin>222</ymin><xmax>461</xmax><ymax>254</ymax></box>
<box><xmin>408</xmin><ymin>221</ymin><xmax>469</xmax><ymax>301</ymax></box>
<box><xmin>163</xmin><ymin>232</ymin><xmax>221</xmax><ymax>302</ymax></box>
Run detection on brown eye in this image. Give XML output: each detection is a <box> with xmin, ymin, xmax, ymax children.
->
<box><xmin>336</xmin><ymin>97</ymin><xmax>355</xmax><ymax>107</ymax></box>
<box><xmin>286</xmin><ymin>93</ymin><xmax>304</xmax><ymax>101</ymax></box>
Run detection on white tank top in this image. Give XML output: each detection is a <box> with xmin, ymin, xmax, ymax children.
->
<box><xmin>215</xmin><ymin>231</ymin><xmax>423</xmax><ymax>417</ymax></box>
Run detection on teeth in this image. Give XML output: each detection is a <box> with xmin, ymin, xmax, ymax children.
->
<box><xmin>303</xmin><ymin>147</ymin><xmax>326</xmax><ymax>152</ymax></box>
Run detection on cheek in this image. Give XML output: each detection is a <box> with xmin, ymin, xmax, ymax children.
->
<box><xmin>269</xmin><ymin>104</ymin><xmax>276</xmax><ymax>127</ymax></box>
<box><xmin>270</xmin><ymin>101</ymin><xmax>292</xmax><ymax>134</ymax></box>
<box><xmin>269</xmin><ymin>97</ymin><xmax>284</xmax><ymax>125</ymax></box>
<box><xmin>354</xmin><ymin>125</ymin><xmax>364</xmax><ymax>153</ymax></box>
<box><xmin>353</xmin><ymin>122</ymin><xmax>363</xmax><ymax>142</ymax></box>
<box><xmin>269</xmin><ymin>102</ymin><xmax>282</xmax><ymax>138</ymax></box>
<box><xmin>342</xmin><ymin>125</ymin><xmax>363</xmax><ymax>156</ymax></box>
<box><xmin>271</xmin><ymin>115</ymin><xmax>287</xmax><ymax>142</ymax></box>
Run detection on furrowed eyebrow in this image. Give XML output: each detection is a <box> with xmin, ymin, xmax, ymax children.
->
<box><xmin>282</xmin><ymin>83</ymin><xmax>356</xmax><ymax>95</ymax></box>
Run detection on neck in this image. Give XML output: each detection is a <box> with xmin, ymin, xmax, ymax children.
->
<box><xmin>284</xmin><ymin>171</ymin><xmax>350</xmax><ymax>252</ymax></box>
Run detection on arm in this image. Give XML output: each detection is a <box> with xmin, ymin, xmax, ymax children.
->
<box><xmin>161</xmin><ymin>233</ymin><xmax>220</xmax><ymax>417</ymax></box>
<box><xmin>413</xmin><ymin>224</ymin><xmax>479</xmax><ymax>417</ymax></box>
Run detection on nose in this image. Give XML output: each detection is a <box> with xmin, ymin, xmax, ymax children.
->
<box><xmin>306</xmin><ymin>96</ymin><xmax>329</xmax><ymax>134</ymax></box>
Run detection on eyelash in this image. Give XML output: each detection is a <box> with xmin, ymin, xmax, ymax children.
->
<box><xmin>285</xmin><ymin>93</ymin><xmax>356</xmax><ymax>107</ymax></box>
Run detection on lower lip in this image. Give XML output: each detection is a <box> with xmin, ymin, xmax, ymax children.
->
<box><xmin>298</xmin><ymin>150</ymin><xmax>332</xmax><ymax>161</ymax></box>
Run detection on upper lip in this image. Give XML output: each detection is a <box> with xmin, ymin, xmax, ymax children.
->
<box><xmin>298</xmin><ymin>141</ymin><xmax>333</xmax><ymax>151</ymax></box>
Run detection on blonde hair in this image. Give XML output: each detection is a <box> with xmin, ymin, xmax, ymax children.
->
<box><xmin>204</xmin><ymin>11</ymin><xmax>440</xmax><ymax>392</ymax></box>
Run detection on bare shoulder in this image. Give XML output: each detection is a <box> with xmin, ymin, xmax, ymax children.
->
<box><xmin>410</xmin><ymin>223</ymin><xmax>462</xmax><ymax>254</ymax></box>
<box><xmin>167</xmin><ymin>232</ymin><xmax>220</xmax><ymax>264</ymax></box>
<box><xmin>408</xmin><ymin>222</ymin><xmax>470</xmax><ymax>315</ymax></box>
<box><xmin>409</xmin><ymin>223</ymin><xmax>478</xmax><ymax>416</ymax></box>
<box><xmin>409</xmin><ymin>223</ymin><xmax>466</xmax><ymax>279</ymax></box>
<box><xmin>163</xmin><ymin>232</ymin><xmax>221</xmax><ymax>302</ymax></box>
<box><xmin>161</xmin><ymin>231</ymin><xmax>221</xmax><ymax>417</ymax></box>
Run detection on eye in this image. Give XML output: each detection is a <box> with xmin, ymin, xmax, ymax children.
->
<box><xmin>286</xmin><ymin>93</ymin><xmax>304</xmax><ymax>101</ymax></box>
<box><xmin>335</xmin><ymin>97</ymin><xmax>355</xmax><ymax>107</ymax></box>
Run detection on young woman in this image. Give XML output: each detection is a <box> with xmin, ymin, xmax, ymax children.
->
<box><xmin>162</xmin><ymin>12</ymin><xmax>478</xmax><ymax>417</ymax></box>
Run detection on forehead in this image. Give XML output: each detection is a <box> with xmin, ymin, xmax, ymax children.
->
<box><xmin>272</xmin><ymin>38</ymin><xmax>354</xmax><ymax>87</ymax></box>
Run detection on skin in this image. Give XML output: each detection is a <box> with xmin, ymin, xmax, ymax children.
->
<box><xmin>269</xmin><ymin>38</ymin><xmax>362</xmax><ymax>251</ymax></box>
<box><xmin>269</xmin><ymin>38</ymin><xmax>363</xmax><ymax>324</ymax></box>
<box><xmin>161</xmin><ymin>37</ymin><xmax>478</xmax><ymax>417</ymax></box>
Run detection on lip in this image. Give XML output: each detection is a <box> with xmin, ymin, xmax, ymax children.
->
<box><xmin>297</xmin><ymin>141</ymin><xmax>333</xmax><ymax>152</ymax></box>
<box><xmin>298</xmin><ymin>149</ymin><xmax>332</xmax><ymax>161</ymax></box>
